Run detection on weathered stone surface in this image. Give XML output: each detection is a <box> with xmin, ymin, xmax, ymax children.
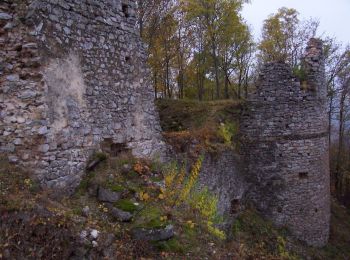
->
<box><xmin>0</xmin><ymin>12</ymin><xmax>12</xmax><ymax>20</ymax></box>
<box><xmin>132</xmin><ymin>225</ymin><xmax>174</xmax><ymax>241</ymax></box>
<box><xmin>240</xmin><ymin>38</ymin><xmax>330</xmax><ymax>247</ymax></box>
<box><xmin>107</xmin><ymin>206</ymin><xmax>133</xmax><ymax>222</ymax></box>
<box><xmin>198</xmin><ymin>150</ymin><xmax>247</xmax><ymax>232</ymax></box>
<box><xmin>97</xmin><ymin>188</ymin><xmax>121</xmax><ymax>203</ymax></box>
<box><xmin>0</xmin><ymin>0</ymin><xmax>167</xmax><ymax>192</ymax></box>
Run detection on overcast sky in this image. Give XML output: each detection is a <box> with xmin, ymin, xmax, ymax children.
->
<box><xmin>242</xmin><ymin>0</ymin><xmax>350</xmax><ymax>45</ymax></box>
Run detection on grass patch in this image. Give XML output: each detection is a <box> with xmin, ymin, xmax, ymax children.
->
<box><xmin>107</xmin><ymin>183</ymin><xmax>125</xmax><ymax>192</ymax></box>
<box><xmin>232</xmin><ymin>208</ymin><xmax>297</xmax><ymax>259</ymax></box>
<box><xmin>114</xmin><ymin>199</ymin><xmax>139</xmax><ymax>213</ymax></box>
<box><xmin>153</xmin><ymin>238</ymin><xmax>184</xmax><ymax>253</ymax></box>
<box><xmin>76</xmin><ymin>172</ymin><xmax>96</xmax><ymax>195</ymax></box>
<box><xmin>134</xmin><ymin>206</ymin><xmax>167</xmax><ymax>229</ymax></box>
<box><xmin>157</xmin><ymin>99</ymin><xmax>241</xmax><ymax>155</ymax></box>
<box><xmin>157</xmin><ymin>99</ymin><xmax>241</xmax><ymax>132</ymax></box>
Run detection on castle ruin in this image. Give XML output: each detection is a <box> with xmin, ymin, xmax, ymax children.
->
<box><xmin>241</xmin><ymin>39</ymin><xmax>330</xmax><ymax>246</ymax></box>
<box><xmin>0</xmin><ymin>0</ymin><xmax>330</xmax><ymax>247</ymax></box>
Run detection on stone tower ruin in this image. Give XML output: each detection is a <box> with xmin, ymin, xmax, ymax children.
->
<box><xmin>0</xmin><ymin>0</ymin><xmax>166</xmax><ymax>191</ymax></box>
<box><xmin>241</xmin><ymin>39</ymin><xmax>330</xmax><ymax>246</ymax></box>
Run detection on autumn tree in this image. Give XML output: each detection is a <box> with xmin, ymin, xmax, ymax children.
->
<box><xmin>258</xmin><ymin>7</ymin><xmax>318</xmax><ymax>67</ymax></box>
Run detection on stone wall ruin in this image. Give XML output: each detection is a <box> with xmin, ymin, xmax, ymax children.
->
<box><xmin>241</xmin><ymin>39</ymin><xmax>330</xmax><ymax>246</ymax></box>
<box><xmin>0</xmin><ymin>0</ymin><xmax>330</xmax><ymax>247</ymax></box>
<box><xmin>0</xmin><ymin>0</ymin><xmax>166</xmax><ymax>191</ymax></box>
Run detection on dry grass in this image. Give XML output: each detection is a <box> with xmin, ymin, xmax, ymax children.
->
<box><xmin>157</xmin><ymin>99</ymin><xmax>242</xmax><ymax>158</ymax></box>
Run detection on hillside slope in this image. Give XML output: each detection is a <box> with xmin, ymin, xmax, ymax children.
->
<box><xmin>0</xmin><ymin>100</ymin><xmax>349</xmax><ymax>259</ymax></box>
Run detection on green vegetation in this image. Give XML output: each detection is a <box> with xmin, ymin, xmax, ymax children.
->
<box><xmin>292</xmin><ymin>65</ymin><xmax>308</xmax><ymax>82</ymax></box>
<box><xmin>232</xmin><ymin>208</ymin><xmax>297</xmax><ymax>259</ymax></box>
<box><xmin>157</xmin><ymin>99</ymin><xmax>240</xmax><ymax>132</ymax></box>
<box><xmin>157</xmin><ymin>99</ymin><xmax>241</xmax><ymax>155</ymax></box>
<box><xmin>1</xmin><ymin>155</ymin><xmax>350</xmax><ymax>259</ymax></box>
<box><xmin>114</xmin><ymin>199</ymin><xmax>139</xmax><ymax>213</ymax></box>
<box><xmin>217</xmin><ymin>121</ymin><xmax>239</xmax><ymax>146</ymax></box>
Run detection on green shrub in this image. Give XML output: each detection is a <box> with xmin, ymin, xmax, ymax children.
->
<box><xmin>217</xmin><ymin>122</ymin><xmax>238</xmax><ymax>146</ymax></box>
<box><xmin>163</xmin><ymin>156</ymin><xmax>226</xmax><ymax>239</ymax></box>
<box><xmin>94</xmin><ymin>152</ymin><xmax>108</xmax><ymax>161</ymax></box>
<box><xmin>292</xmin><ymin>65</ymin><xmax>307</xmax><ymax>81</ymax></box>
<box><xmin>114</xmin><ymin>199</ymin><xmax>138</xmax><ymax>213</ymax></box>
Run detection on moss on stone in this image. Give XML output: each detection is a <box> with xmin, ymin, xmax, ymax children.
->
<box><xmin>114</xmin><ymin>199</ymin><xmax>138</xmax><ymax>213</ymax></box>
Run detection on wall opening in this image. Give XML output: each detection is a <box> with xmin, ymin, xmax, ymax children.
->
<box><xmin>230</xmin><ymin>199</ymin><xmax>240</xmax><ymax>214</ymax></box>
<box><xmin>101</xmin><ymin>138</ymin><xmax>129</xmax><ymax>157</ymax></box>
<box><xmin>125</xmin><ymin>56</ymin><xmax>130</xmax><ymax>62</ymax></box>
<box><xmin>299</xmin><ymin>172</ymin><xmax>309</xmax><ymax>179</ymax></box>
<box><xmin>122</xmin><ymin>4</ymin><xmax>130</xmax><ymax>18</ymax></box>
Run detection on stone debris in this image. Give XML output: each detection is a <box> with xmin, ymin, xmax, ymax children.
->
<box><xmin>90</xmin><ymin>229</ymin><xmax>99</xmax><ymax>239</ymax></box>
<box><xmin>97</xmin><ymin>187</ymin><xmax>121</xmax><ymax>203</ymax></box>
<box><xmin>0</xmin><ymin>12</ymin><xmax>12</xmax><ymax>20</ymax></box>
<box><xmin>132</xmin><ymin>225</ymin><xmax>175</xmax><ymax>241</ymax></box>
<box><xmin>107</xmin><ymin>205</ymin><xmax>133</xmax><ymax>222</ymax></box>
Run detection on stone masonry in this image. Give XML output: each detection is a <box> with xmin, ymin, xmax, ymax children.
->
<box><xmin>241</xmin><ymin>39</ymin><xmax>330</xmax><ymax>246</ymax></box>
<box><xmin>0</xmin><ymin>0</ymin><xmax>330</xmax><ymax>247</ymax></box>
<box><xmin>0</xmin><ymin>0</ymin><xmax>166</xmax><ymax>191</ymax></box>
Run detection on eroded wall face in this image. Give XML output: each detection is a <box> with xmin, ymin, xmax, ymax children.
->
<box><xmin>0</xmin><ymin>0</ymin><xmax>166</xmax><ymax>191</ymax></box>
<box><xmin>241</xmin><ymin>39</ymin><xmax>330</xmax><ymax>246</ymax></box>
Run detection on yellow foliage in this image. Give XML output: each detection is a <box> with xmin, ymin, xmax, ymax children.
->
<box><xmin>139</xmin><ymin>191</ymin><xmax>150</xmax><ymax>201</ymax></box>
<box><xmin>134</xmin><ymin>161</ymin><xmax>143</xmax><ymax>175</ymax></box>
<box><xmin>207</xmin><ymin>221</ymin><xmax>226</xmax><ymax>240</ymax></box>
<box><xmin>162</xmin><ymin>155</ymin><xmax>226</xmax><ymax>240</ymax></box>
<box><xmin>187</xmin><ymin>220</ymin><xmax>195</xmax><ymax>229</ymax></box>
<box><xmin>178</xmin><ymin>156</ymin><xmax>203</xmax><ymax>203</ymax></box>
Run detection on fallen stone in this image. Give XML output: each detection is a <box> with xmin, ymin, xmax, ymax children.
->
<box><xmin>0</xmin><ymin>12</ymin><xmax>12</xmax><ymax>20</ymax></box>
<box><xmin>90</xmin><ymin>229</ymin><xmax>99</xmax><ymax>239</ymax></box>
<box><xmin>80</xmin><ymin>230</ymin><xmax>88</xmax><ymax>239</ymax></box>
<box><xmin>132</xmin><ymin>225</ymin><xmax>174</xmax><ymax>241</ymax></box>
<box><xmin>108</xmin><ymin>206</ymin><xmax>133</xmax><ymax>222</ymax></box>
<box><xmin>82</xmin><ymin>206</ymin><xmax>90</xmax><ymax>217</ymax></box>
<box><xmin>121</xmin><ymin>163</ymin><xmax>132</xmax><ymax>174</ymax></box>
<box><xmin>97</xmin><ymin>187</ymin><xmax>121</xmax><ymax>203</ymax></box>
<box><xmin>4</xmin><ymin>22</ymin><xmax>15</xmax><ymax>30</ymax></box>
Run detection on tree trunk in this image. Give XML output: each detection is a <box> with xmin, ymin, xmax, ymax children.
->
<box><xmin>212</xmin><ymin>42</ymin><xmax>220</xmax><ymax>99</ymax></box>
<box><xmin>224</xmin><ymin>75</ymin><xmax>229</xmax><ymax>99</ymax></box>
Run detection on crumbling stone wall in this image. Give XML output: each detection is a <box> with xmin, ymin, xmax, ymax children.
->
<box><xmin>198</xmin><ymin>150</ymin><xmax>246</xmax><ymax>230</ymax></box>
<box><xmin>241</xmin><ymin>39</ymin><xmax>330</xmax><ymax>246</ymax></box>
<box><xmin>0</xmin><ymin>0</ymin><xmax>166</xmax><ymax>191</ymax></box>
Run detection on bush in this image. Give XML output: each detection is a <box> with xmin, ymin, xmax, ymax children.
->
<box><xmin>217</xmin><ymin>122</ymin><xmax>238</xmax><ymax>146</ymax></box>
<box><xmin>162</xmin><ymin>156</ymin><xmax>226</xmax><ymax>239</ymax></box>
<box><xmin>292</xmin><ymin>65</ymin><xmax>307</xmax><ymax>82</ymax></box>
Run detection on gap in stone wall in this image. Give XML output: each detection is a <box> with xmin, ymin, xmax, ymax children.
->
<box><xmin>122</xmin><ymin>4</ymin><xmax>129</xmax><ymax>18</ymax></box>
<box><xmin>230</xmin><ymin>198</ymin><xmax>240</xmax><ymax>214</ymax></box>
<box><xmin>299</xmin><ymin>172</ymin><xmax>309</xmax><ymax>179</ymax></box>
<box><xmin>101</xmin><ymin>138</ymin><xmax>129</xmax><ymax>157</ymax></box>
